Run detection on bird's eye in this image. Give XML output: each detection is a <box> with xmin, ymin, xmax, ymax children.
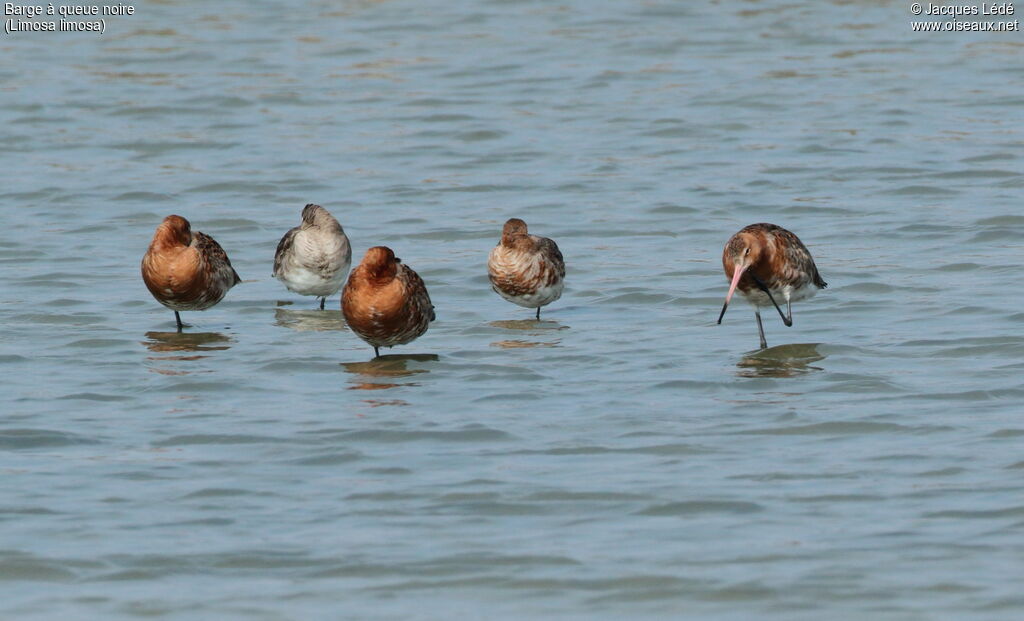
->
<box><xmin>744</xmin><ymin>248</ymin><xmax>750</xmax><ymax>256</ymax></box>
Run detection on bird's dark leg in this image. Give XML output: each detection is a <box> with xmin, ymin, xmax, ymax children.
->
<box><xmin>373</xmin><ymin>346</ymin><xmax>380</xmax><ymax>358</ymax></box>
<box><xmin>785</xmin><ymin>298</ymin><xmax>793</xmax><ymax>327</ymax></box>
<box><xmin>749</xmin><ymin>273</ymin><xmax>790</xmax><ymax>326</ymax></box>
<box><xmin>175</xmin><ymin>311</ymin><xmax>183</xmax><ymax>332</ymax></box>
<box><xmin>755</xmin><ymin>310</ymin><xmax>767</xmax><ymax>350</ymax></box>
<box><xmin>319</xmin><ymin>297</ymin><xmax>325</xmax><ymax>311</ymax></box>
<box><xmin>535</xmin><ymin>307</ymin><xmax>541</xmax><ymax>321</ymax></box>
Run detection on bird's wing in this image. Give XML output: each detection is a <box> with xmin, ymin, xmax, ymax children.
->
<box><xmin>272</xmin><ymin>226</ymin><xmax>300</xmax><ymax>277</ymax></box>
<box><xmin>535</xmin><ymin>236</ymin><xmax>566</xmax><ymax>278</ymax></box>
<box><xmin>778</xmin><ymin>228</ymin><xmax>826</xmax><ymax>289</ymax></box>
<box><xmin>399</xmin><ymin>264</ymin><xmax>435</xmax><ymax>322</ymax></box>
<box><xmin>194</xmin><ymin>231</ymin><xmax>242</xmax><ymax>285</ymax></box>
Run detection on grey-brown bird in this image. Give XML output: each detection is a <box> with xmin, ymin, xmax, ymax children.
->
<box><xmin>487</xmin><ymin>218</ymin><xmax>565</xmax><ymax>320</ymax></box>
<box><xmin>272</xmin><ymin>203</ymin><xmax>352</xmax><ymax>310</ymax></box>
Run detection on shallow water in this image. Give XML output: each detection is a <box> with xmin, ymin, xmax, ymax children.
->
<box><xmin>2</xmin><ymin>1</ymin><xmax>1023</xmax><ymax>618</ymax></box>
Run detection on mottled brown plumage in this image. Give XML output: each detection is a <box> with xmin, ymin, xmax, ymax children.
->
<box><xmin>342</xmin><ymin>246</ymin><xmax>435</xmax><ymax>357</ymax></box>
<box><xmin>488</xmin><ymin>218</ymin><xmax>565</xmax><ymax>320</ymax></box>
<box><xmin>141</xmin><ymin>215</ymin><xmax>241</xmax><ymax>331</ymax></box>
<box><xmin>718</xmin><ymin>223</ymin><xmax>826</xmax><ymax>349</ymax></box>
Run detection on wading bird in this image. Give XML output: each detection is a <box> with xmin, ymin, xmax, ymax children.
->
<box><xmin>488</xmin><ymin>218</ymin><xmax>565</xmax><ymax>320</ymax></box>
<box><xmin>717</xmin><ymin>223</ymin><xmax>826</xmax><ymax>349</ymax></box>
<box><xmin>141</xmin><ymin>215</ymin><xmax>241</xmax><ymax>331</ymax></box>
<box><xmin>342</xmin><ymin>246</ymin><xmax>434</xmax><ymax>358</ymax></box>
<box><xmin>272</xmin><ymin>203</ymin><xmax>352</xmax><ymax>310</ymax></box>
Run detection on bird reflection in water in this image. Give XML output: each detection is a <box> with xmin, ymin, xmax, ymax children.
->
<box><xmin>736</xmin><ymin>343</ymin><xmax>825</xmax><ymax>378</ymax></box>
<box><xmin>341</xmin><ymin>353</ymin><xmax>437</xmax><ymax>391</ymax></box>
<box><xmin>142</xmin><ymin>331</ymin><xmax>232</xmax><ymax>374</ymax></box>
<box><xmin>274</xmin><ymin>304</ymin><xmax>347</xmax><ymax>332</ymax></box>
<box><xmin>488</xmin><ymin>319</ymin><xmax>567</xmax><ymax>349</ymax></box>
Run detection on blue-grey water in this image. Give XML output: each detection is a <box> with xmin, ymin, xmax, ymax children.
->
<box><xmin>3</xmin><ymin>1</ymin><xmax>1023</xmax><ymax>618</ymax></box>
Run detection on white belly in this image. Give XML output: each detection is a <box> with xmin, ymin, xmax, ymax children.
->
<box><xmin>495</xmin><ymin>279</ymin><xmax>564</xmax><ymax>309</ymax></box>
<box><xmin>742</xmin><ymin>282</ymin><xmax>817</xmax><ymax>308</ymax></box>
<box><xmin>277</xmin><ymin>265</ymin><xmax>347</xmax><ymax>297</ymax></box>
<box><xmin>275</xmin><ymin>229</ymin><xmax>351</xmax><ymax>297</ymax></box>
<box><xmin>488</xmin><ymin>246</ymin><xmax>564</xmax><ymax>309</ymax></box>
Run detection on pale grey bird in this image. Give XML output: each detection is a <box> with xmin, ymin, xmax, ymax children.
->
<box><xmin>273</xmin><ymin>204</ymin><xmax>352</xmax><ymax>310</ymax></box>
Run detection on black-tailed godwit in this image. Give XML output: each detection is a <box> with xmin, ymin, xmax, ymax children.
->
<box><xmin>272</xmin><ymin>203</ymin><xmax>352</xmax><ymax>310</ymax></box>
<box><xmin>342</xmin><ymin>246</ymin><xmax>435</xmax><ymax>358</ymax></box>
<box><xmin>488</xmin><ymin>218</ymin><xmax>565</xmax><ymax>320</ymax></box>
<box><xmin>141</xmin><ymin>215</ymin><xmax>241</xmax><ymax>331</ymax></box>
<box><xmin>717</xmin><ymin>223</ymin><xmax>827</xmax><ymax>349</ymax></box>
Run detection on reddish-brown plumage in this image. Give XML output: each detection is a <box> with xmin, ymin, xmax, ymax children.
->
<box><xmin>718</xmin><ymin>223</ymin><xmax>826</xmax><ymax>349</ymax></box>
<box><xmin>721</xmin><ymin>224</ymin><xmax>825</xmax><ymax>296</ymax></box>
<box><xmin>141</xmin><ymin>215</ymin><xmax>241</xmax><ymax>329</ymax></box>
<box><xmin>342</xmin><ymin>246</ymin><xmax>435</xmax><ymax>357</ymax></box>
<box><xmin>488</xmin><ymin>218</ymin><xmax>565</xmax><ymax>320</ymax></box>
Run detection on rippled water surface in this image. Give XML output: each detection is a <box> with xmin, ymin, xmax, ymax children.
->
<box><xmin>3</xmin><ymin>1</ymin><xmax>1023</xmax><ymax>618</ymax></box>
